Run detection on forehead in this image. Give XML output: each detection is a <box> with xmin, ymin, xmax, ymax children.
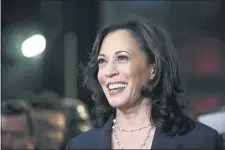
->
<box><xmin>2</xmin><ymin>115</ymin><xmax>27</xmax><ymax>131</ymax></box>
<box><xmin>100</xmin><ymin>29</ymin><xmax>140</xmax><ymax>54</ymax></box>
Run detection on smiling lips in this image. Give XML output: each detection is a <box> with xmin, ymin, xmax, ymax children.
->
<box><xmin>107</xmin><ymin>82</ymin><xmax>128</xmax><ymax>95</ymax></box>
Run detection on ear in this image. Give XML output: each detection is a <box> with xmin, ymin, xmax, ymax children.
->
<box><xmin>149</xmin><ymin>64</ymin><xmax>155</xmax><ymax>80</ymax></box>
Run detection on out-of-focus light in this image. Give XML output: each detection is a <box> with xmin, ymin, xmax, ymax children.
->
<box><xmin>22</xmin><ymin>34</ymin><xmax>46</xmax><ymax>57</ymax></box>
<box><xmin>76</xmin><ymin>105</ymin><xmax>89</xmax><ymax>120</ymax></box>
<box><xmin>197</xmin><ymin>107</ymin><xmax>225</xmax><ymax>134</ymax></box>
<box><xmin>184</xmin><ymin>37</ymin><xmax>224</xmax><ymax>76</ymax></box>
<box><xmin>79</xmin><ymin>124</ymin><xmax>91</xmax><ymax>132</ymax></box>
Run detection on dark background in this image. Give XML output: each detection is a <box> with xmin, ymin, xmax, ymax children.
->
<box><xmin>2</xmin><ymin>0</ymin><xmax>225</xmax><ymax>117</ymax></box>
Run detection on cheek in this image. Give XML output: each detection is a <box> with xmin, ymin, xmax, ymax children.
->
<box><xmin>129</xmin><ymin>67</ymin><xmax>145</xmax><ymax>86</ymax></box>
<box><xmin>130</xmin><ymin>62</ymin><xmax>145</xmax><ymax>79</ymax></box>
<box><xmin>97</xmin><ymin>71</ymin><xmax>105</xmax><ymax>85</ymax></box>
<box><xmin>129</xmin><ymin>54</ymin><xmax>150</xmax><ymax>84</ymax></box>
<box><xmin>118</xmin><ymin>63</ymin><xmax>145</xmax><ymax>81</ymax></box>
<box><xmin>117</xmin><ymin>65</ymin><xmax>130</xmax><ymax>80</ymax></box>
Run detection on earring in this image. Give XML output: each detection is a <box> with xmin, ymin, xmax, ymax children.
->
<box><xmin>150</xmin><ymin>70</ymin><xmax>155</xmax><ymax>79</ymax></box>
<box><xmin>151</xmin><ymin>70</ymin><xmax>155</xmax><ymax>74</ymax></box>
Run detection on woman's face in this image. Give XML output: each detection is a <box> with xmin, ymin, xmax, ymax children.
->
<box><xmin>97</xmin><ymin>29</ymin><xmax>154</xmax><ymax>109</ymax></box>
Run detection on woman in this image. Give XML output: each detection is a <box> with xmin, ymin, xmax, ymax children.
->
<box><xmin>67</xmin><ymin>20</ymin><xmax>223</xmax><ymax>149</ymax></box>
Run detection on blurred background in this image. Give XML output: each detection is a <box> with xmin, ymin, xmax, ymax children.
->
<box><xmin>1</xmin><ymin>0</ymin><xmax>225</xmax><ymax>149</ymax></box>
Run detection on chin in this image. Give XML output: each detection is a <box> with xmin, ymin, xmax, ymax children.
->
<box><xmin>109</xmin><ymin>103</ymin><xmax>124</xmax><ymax>108</ymax></box>
<box><xmin>104</xmin><ymin>87</ymin><xmax>132</xmax><ymax>108</ymax></box>
<box><xmin>107</xmin><ymin>97</ymin><xmax>129</xmax><ymax>108</ymax></box>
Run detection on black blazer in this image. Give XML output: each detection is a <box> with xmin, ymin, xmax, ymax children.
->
<box><xmin>67</xmin><ymin>115</ymin><xmax>223</xmax><ymax>149</ymax></box>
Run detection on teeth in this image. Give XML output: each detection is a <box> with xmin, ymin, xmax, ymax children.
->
<box><xmin>108</xmin><ymin>83</ymin><xmax>127</xmax><ymax>90</ymax></box>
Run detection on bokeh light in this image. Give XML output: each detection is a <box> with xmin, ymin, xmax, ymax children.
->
<box><xmin>22</xmin><ymin>34</ymin><xmax>46</xmax><ymax>57</ymax></box>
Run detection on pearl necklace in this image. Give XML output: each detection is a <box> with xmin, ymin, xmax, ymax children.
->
<box><xmin>112</xmin><ymin>119</ymin><xmax>153</xmax><ymax>149</ymax></box>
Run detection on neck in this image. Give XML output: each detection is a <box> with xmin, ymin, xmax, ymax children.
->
<box><xmin>115</xmin><ymin>98</ymin><xmax>151</xmax><ymax>129</ymax></box>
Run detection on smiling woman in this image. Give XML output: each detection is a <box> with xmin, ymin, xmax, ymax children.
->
<box><xmin>67</xmin><ymin>20</ymin><xmax>223</xmax><ymax>149</ymax></box>
<box><xmin>97</xmin><ymin>29</ymin><xmax>153</xmax><ymax>110</ymax></box>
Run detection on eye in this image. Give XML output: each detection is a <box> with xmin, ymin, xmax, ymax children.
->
<box><xmin>97</xmin><ymin>58</ymin><xmax>106</xmax><ymax>65</ymax></box>
<box><xmin>117</xmin><ymin>55</ymin><xmax>129</xmax><ymax>62</ymax></box>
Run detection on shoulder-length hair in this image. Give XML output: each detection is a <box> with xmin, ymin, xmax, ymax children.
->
<box><xmin>82</xmin><ymin>20</ymin><xmax>194</xmax><ymax>136</ymax></box>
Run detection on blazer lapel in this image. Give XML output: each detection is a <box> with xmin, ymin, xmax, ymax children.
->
<box><xmin>96</xmin><ymin>115</ymin><xmax>182</xmax><ymax>149</ymax></box>
<box><xmin>97</xmin><ymin>115</ymin><xmax>114</xmax><ymax>149</ymax></box>
<box><xmin>152</xmin><ymin>128</ymin><xmax>183</xmax><ymax>149</ymax></box>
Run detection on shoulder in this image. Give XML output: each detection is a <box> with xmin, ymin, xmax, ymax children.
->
<box><xmin>178</xmin><ymin>120</ymin><xmax>222</xmax><ymax>149</ymax></box>
<box><xmin>192</xmin><ymin>120</ymin><xmax>219</xmax><ymax>139</ymax></box>
<box><xmin>67</xmin><ymin>128</ymin><xmax>101</xmax><ymax>149</ymax></box>
<box><xmin>188</xmin><ymin>120</ymin><xmax>217</xmax><ymax>135</ymax></box>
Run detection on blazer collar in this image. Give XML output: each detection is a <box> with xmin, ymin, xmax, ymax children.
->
<box><xmin>98</xmin><ymin>115</ymin><xmax>182</xmax><ymax>149</ymax></box>
<box><xmin>98</xmin><ymin>115</ymin><xmax>114</xmax><ymax>149</ymax></box>
<box><xmin>152</xmin><ymin>129</ymin><xmax>183</xmax><ymax>149</ymax></box>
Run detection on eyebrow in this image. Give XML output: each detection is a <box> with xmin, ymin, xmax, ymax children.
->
<box><xmin>98</xmin><ymin>54</ymin><xmax>105</xmax><ymax>57</ymax></box>
<box><xmin>98</xmin><ymin>50</ymin><xmax>131</xmax><ymax>57</ymax></box>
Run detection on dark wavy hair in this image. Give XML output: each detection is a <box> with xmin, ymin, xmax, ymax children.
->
<box><xmin>82</xmin><ymin>20</ymin><xmax>194</xmax><ymax>136</ymax></box>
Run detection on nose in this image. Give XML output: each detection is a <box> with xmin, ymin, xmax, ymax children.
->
<box><xmin>105</xmin><ymin>61</ymin><xmax>119</xmax><ymax>78</ymax></box>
